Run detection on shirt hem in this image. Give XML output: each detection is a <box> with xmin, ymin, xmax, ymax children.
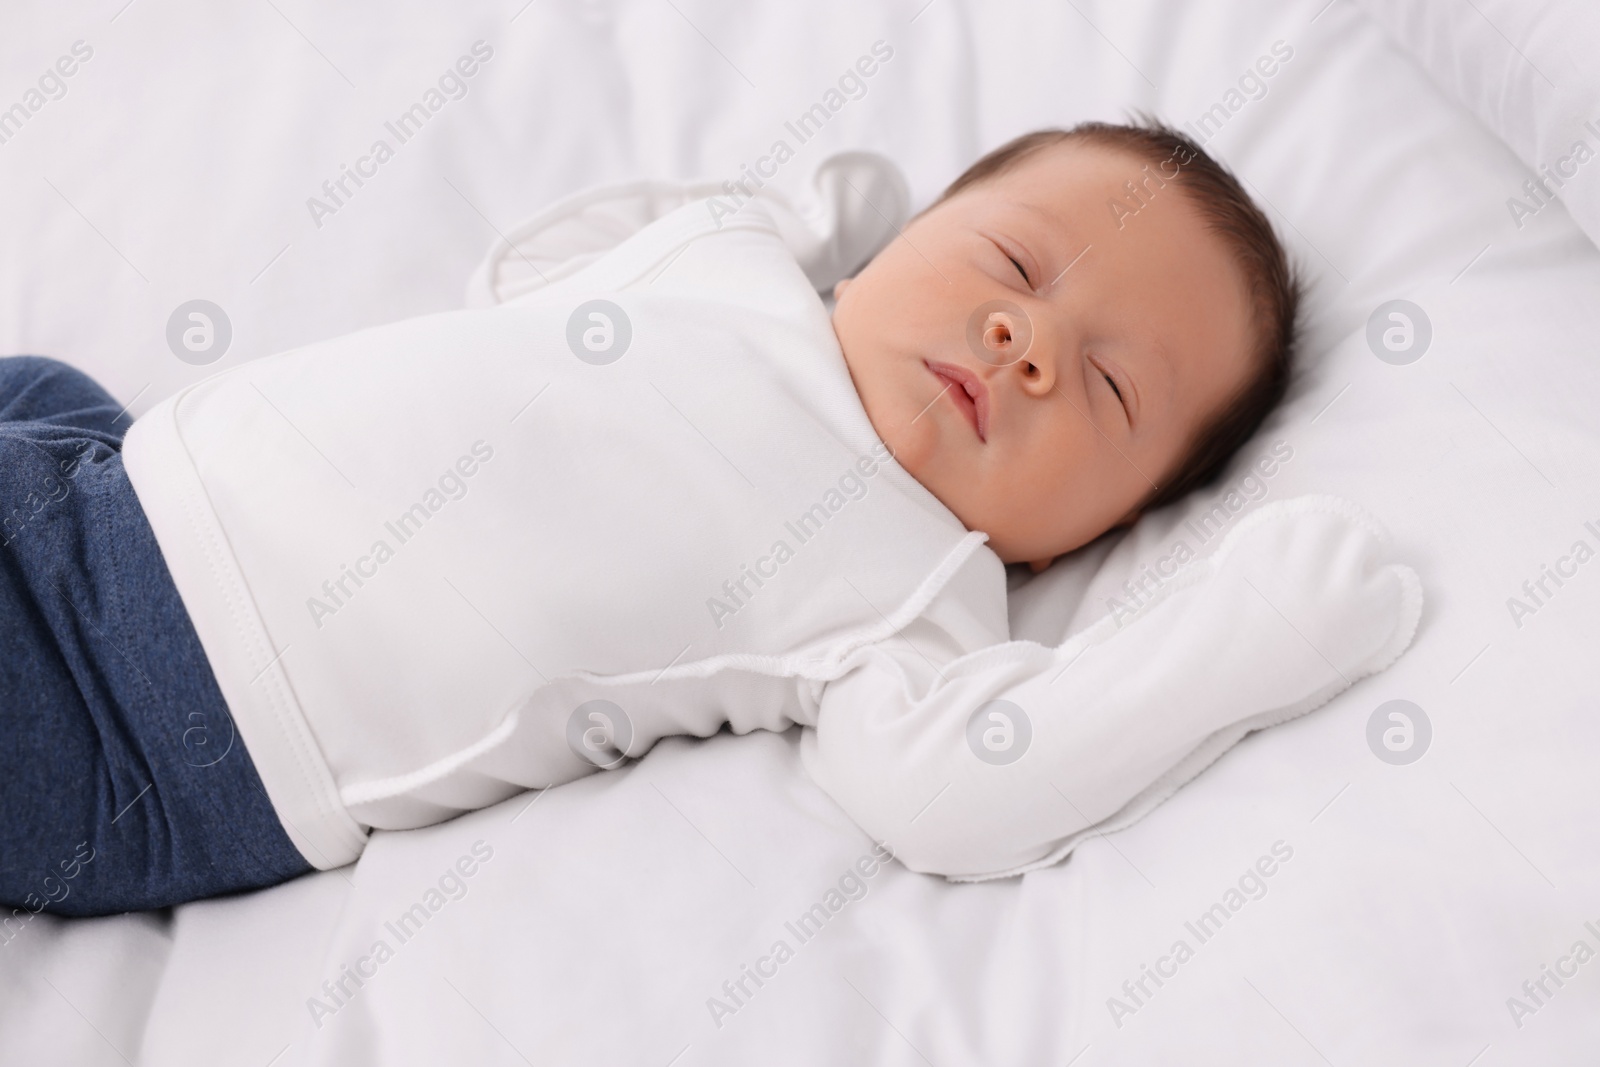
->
<box><xmin>122</xmin><ymin>384</ymin><xmax>369</xmax><ymax>870</ymax></box>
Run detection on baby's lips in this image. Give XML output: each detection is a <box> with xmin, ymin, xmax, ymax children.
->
<box><xmin>924</xmin><ymin>360</ymin><xmax>990</xmax><ymax>442</ymax></box>
<box><xmin>965</xmin><ymin>299</ymin><xmax>1033</xmax><ymax>367</ymax></box>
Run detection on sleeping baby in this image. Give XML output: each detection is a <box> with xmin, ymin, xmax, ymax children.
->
<box><xmin>0</xmin><ymin>121</ymin><xmax>1419</xmax><ymax>917</ymax></box>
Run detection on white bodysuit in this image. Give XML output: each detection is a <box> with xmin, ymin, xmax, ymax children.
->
<box><xmin>122</xmin><ymin>195</ymin><xmax>1420</xmax><ymax>881</ymax></box>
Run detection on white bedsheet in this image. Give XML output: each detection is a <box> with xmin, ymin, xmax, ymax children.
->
<box><xmin>1</xmin><ymin>0</ymin><xmax>1597</xmax><ymax>1063</ymax></box>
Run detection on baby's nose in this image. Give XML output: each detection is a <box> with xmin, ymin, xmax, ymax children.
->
<box><xmin>981</xmin><ymin>312</ymin><xmax>1016</xmax><ymax>355</ymax></box>
<box><xmin>966</xmin><ymin>300</ymin><xmax>1034</xmax><ymax>367</ymax></box>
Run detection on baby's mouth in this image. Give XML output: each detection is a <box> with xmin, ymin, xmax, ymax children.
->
<box><xmin>924</xmin><ymin>360</ymin><xmax>989</xmax><ymax>442</ymax></box>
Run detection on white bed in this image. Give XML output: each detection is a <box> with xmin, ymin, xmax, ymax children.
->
<box><xmin>2</xmin><ymin>0</ymin><xmax>1597</xmax><ymax>1063</ymax></box>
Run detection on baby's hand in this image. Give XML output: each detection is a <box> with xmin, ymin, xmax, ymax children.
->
<box><xmin>1207</xmin><ymin>496</ymin><xmax>1423</xmax><ymax>683</ymax></box>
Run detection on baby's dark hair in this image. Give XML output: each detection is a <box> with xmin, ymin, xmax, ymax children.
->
<box><xmin>935</xmin><ymin>119</ymin><xmax>1301</xmax><ymax>512</ymax></box>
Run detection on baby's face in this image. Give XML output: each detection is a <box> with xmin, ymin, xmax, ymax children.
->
<box><xmin>832</xmin><ymin>141</ymin><xmax>1255</xmax><ymax>567</ymax></box>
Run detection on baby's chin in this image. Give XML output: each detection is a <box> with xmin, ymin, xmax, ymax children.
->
<box><xmin>881</xmin><ymin>422</ymin><xmax>937</xmax><ymax>477</ymax></box>
<box><xmin>972</xmin><ymin>496</ymin><xmax>1111</xmax><ymax>567</ymax></box>
<box><xmin>860</xmin><ymin>387</ymin><xmax>1093</xmax><ymax>560</ymax></box>
<box><xmin>896</xmin><ymin>446</ymin><xmax>1091</xmax><ymax>566</ymax></box>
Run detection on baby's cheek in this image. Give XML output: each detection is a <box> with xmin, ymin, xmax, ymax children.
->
<box><xmin>850</xmin><ymin>369</ymin><xmax>926</xmax><ymax>470</ymax></box>
<box><xmin>879</xmin><ymin>414</ymin><xmax>940</xmax><ymax>479</ymax></box>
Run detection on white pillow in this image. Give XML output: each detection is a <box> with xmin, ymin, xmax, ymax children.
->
<box><xmin>1353</xmin><ymin>0</ymin><xmax>1600</xmax><ymax>249</ymax></box>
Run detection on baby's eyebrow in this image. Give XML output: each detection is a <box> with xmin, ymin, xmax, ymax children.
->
<box><xmin>1009</xmin><ymin>200</ymin><xmax>1060</xmax><ymax>235</ymax></box>
<box><xmin>1005</xmin><ymin>201</ymin><xmax>1084</xmax><ymax>291</ymax></box>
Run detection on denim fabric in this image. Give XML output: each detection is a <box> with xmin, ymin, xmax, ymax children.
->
<box><xmin>0</xmin><ymin>356</ymin><xmax>312</xmax><ymax>921</ymax></box>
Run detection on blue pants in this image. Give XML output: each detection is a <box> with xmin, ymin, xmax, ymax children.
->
<box><xmin>0</xmin><ymin>357</ymin><xmax>311</xmax><ymax>921</ymax></box>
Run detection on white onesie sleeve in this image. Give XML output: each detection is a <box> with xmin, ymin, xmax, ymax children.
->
<box><xmin>800</xmin><ymin>496</ymin><xmax>1423</xmax><ymax>882</ymax></box>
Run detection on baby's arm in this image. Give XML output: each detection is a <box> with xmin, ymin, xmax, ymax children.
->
<box><xmin>802</xmin><ymin>497</ymin><xmax>1422</xmax><ymax>880</ymax></box>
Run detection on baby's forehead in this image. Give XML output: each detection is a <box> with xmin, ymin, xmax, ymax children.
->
<box><xmin>971</xmin><ymin>156</ymin><xmax>1219</xmax><ymax>268</ymax></box>
<box><xmin>1031</xmin><ymin>141</ymin><xmax>1156</xmax><ymax>189</ymax></box>
<box><xmin>960</xmin><ymin>142</ymin><xmax>1168</xmax><ymax>222</ymax></box>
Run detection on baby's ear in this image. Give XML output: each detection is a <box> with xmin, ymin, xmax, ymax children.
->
<box><xmin>832</xmin><ymin>277</ymin><xmax>854</xmax><ymax>301</ymax></box>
